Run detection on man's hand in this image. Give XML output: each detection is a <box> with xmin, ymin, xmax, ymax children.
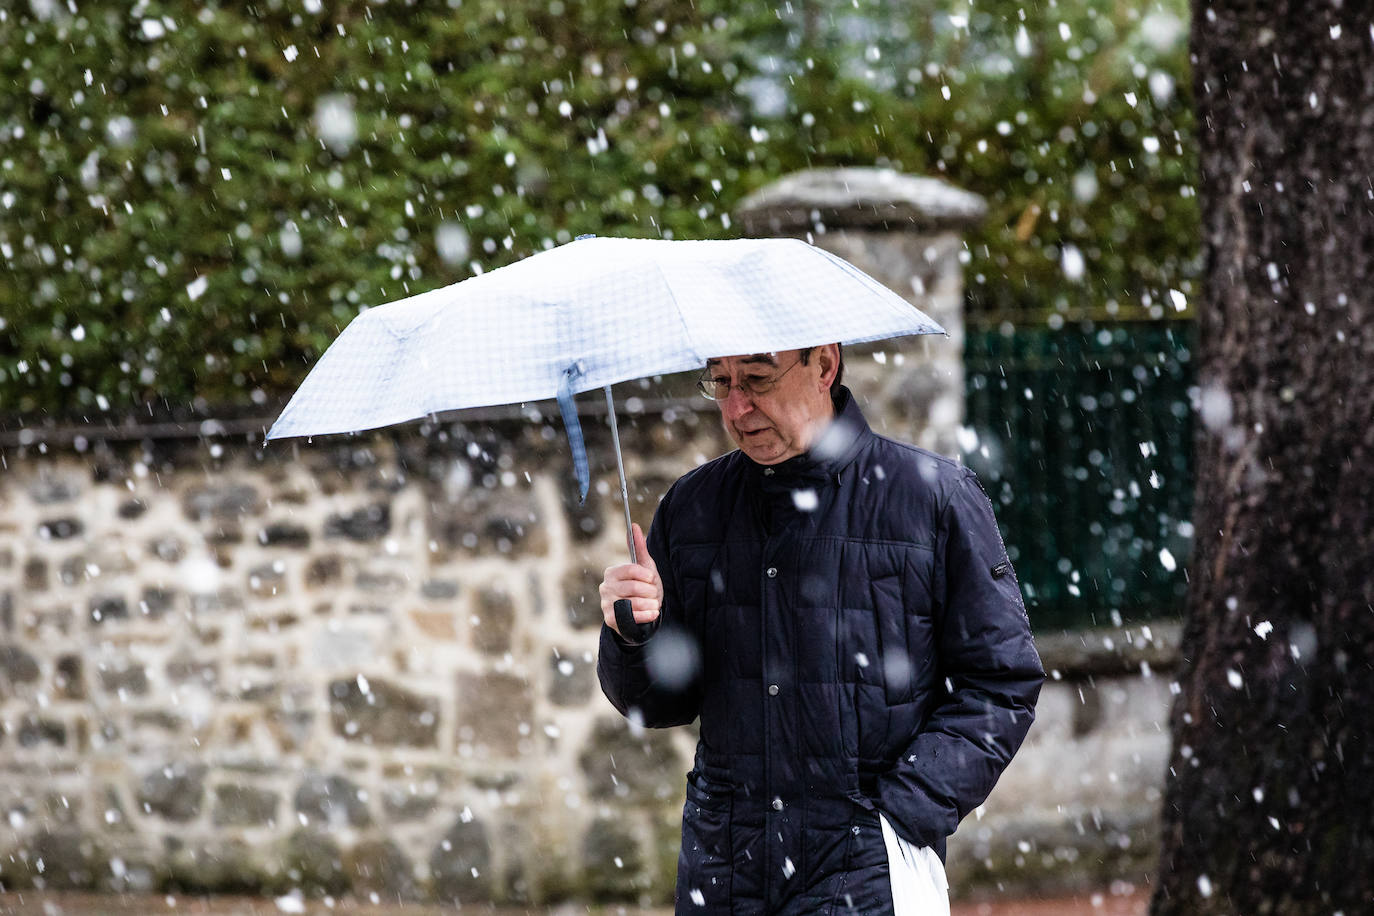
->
<box><xmin>600</xmin><ymin>523</ymin><xmax>663</xmax><ymax>636</ymax></box>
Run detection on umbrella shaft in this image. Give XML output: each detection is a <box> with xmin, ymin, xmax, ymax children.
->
<box><xmin>604</xmin><ymin>386</ymin><xmax>637</xmax><ymax>564</ymax></box>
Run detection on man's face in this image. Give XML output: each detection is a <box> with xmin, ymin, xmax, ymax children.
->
<box><xmin>705</xmin><ymin>347</ymin><xmax>837</xmax><ymax>465</ymax></box>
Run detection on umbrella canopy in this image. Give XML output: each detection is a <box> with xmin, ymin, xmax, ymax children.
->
<box><xmin>266</xmin><ymin>235</ymin><xmax>944</xmax><ymax>442</ymax></box>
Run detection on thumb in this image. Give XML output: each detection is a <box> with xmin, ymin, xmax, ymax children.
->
<box><xmin>632</xmin><ymin>523</ymin><xmax>656</xmax><ymax>574</ymax></box>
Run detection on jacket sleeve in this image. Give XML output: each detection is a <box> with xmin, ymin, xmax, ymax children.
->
<box><xmin>877</xmin><ymin>471</ymin><xmax>1045</xmax><ymax>849</ymax></box>
<box><xmin>596</xmin><ymin>486</ymin><xmax>703</xmax><ymax>728</ymax></box>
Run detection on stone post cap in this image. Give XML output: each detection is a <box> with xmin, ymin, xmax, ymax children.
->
<box><xmin>735</xmin><ymin>167</ymin><xmax>987</xmax><ymax>236</ymax></box>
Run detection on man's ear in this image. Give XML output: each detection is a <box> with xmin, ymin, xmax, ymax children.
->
<box><xmin>815</xmin><ymin>343</ymin><xmax>841</xmax><ymax>391</ymax></box>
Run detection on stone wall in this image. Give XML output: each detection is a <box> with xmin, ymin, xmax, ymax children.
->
<box><xmin>0</xmin><ymin>409</ymin><xmax>726</xmax><ymax>902</ymax></box>
<box><xmin>0</xmin><ymin>406</ymin><xmax>1179</xmax><ymax>906</ymax></box>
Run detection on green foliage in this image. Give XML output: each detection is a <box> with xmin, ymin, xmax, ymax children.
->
<box><xmin>0</xmin><ymin>0</ymin><xmax>1195</xmax><ymax>416</ymax></box>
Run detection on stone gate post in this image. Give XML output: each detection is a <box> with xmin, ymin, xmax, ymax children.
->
<box><xmin>735</xmin><ymin>167</ymin><xmax>986</xmax><ymax>458</ymax></box>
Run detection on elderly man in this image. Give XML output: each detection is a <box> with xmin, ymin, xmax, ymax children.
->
<box><xmin>597</xmin><ymin>344</ymin><xmax>1043</xmax><ymax>914</ymax></box>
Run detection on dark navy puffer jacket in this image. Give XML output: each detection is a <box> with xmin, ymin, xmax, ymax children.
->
<box><xmin>598</xmin><ymin>388</ymin><xmax>1044</xmax><ymax>914</ymax></box>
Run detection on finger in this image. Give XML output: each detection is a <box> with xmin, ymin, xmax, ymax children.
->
<box><xmin>632</xmin><ymin>523</ymin><xmax>657</xmax><ymax>574</ymax></box>
<box><xmin>604</xmin><ymin>568</ymin><xmax>662</xmax><ymax>590</ymax></box>
<box><xmin>600</xmin><ymin>578</ymin><xmax>659</xmax><ymax>601</ymax></box>
<box><xmin>602</xmin><ymin>598</ymin><xmax>660</xmax><ymax>627</ymax></box>
<box><xmin>606</xmin><ymin>597</ymin><xmax>660</xmax><ymax>618</ymax></box>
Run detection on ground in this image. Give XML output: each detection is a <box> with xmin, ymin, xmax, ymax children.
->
<box><xmin>0</xmin><ymin>889</ymin><xmax>1148</xmax><ymax>915</ymax></box>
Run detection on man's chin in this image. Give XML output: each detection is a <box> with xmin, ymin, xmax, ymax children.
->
<box><xmin>739</xmin><ymin>442</ymin><xmax>785</xmax><ymax>465</ymax></box>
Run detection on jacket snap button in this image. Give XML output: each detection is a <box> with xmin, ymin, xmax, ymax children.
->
<box><xmin>766</xmin><ymin>567</ymin><xmax>777</xmax><ymax>578</ymax></box>
<box><xmin>763</xmin><ymin>468</ymin><xmax>774</xmax><ymax>476</ymax></box>
<box><xmin>768</xmin><ymin>684</ymin><xmax>779</xmax><ymax>696</ymax></box>
<box><xmin>772</xmin><ymin>797</ymin><xmax>784</xmax><ymax>811</ymax></box>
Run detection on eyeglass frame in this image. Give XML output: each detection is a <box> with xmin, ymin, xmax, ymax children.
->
<box><xmin>695</xmin><ymin>352</ymin><xmax>808</xmax><ymax>401</ymax></box>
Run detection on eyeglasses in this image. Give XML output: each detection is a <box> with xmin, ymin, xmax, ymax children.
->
<box><xmin>696</xmin><ymin>356</ymin><xmax>804</xmax><ymax>401</ymax></box>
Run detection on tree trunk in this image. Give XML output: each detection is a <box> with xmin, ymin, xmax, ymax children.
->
<box><xmin>1153</xmin><ymin>3</ymin><xmax>1374</xmax><ymax>914</ymax></box>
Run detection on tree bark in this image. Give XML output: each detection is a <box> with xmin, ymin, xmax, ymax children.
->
<box><xmin>1153</xmin><ymin>3</ymin><xmax>1374</xmax><ymax>914</ymax></box>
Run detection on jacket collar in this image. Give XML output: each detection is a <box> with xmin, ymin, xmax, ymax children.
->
<box><xmin>744</xmin><ymin>385</ymin><xmax>872</xmax><ymax>489</ymax></box>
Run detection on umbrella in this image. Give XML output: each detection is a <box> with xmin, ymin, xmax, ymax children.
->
<box><xmin>267</xmin><ymin>235</ymin><xmax>945</xmax><ymax>638</ymax></box>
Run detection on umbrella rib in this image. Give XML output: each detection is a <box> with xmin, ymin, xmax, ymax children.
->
<box><xmin>651</xmin><ymin>256</ymin><xmax>706</xmax><ymax>366</ymax></box>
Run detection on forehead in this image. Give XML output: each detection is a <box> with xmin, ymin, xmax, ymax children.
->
<box><xmin>705</xmin><ymin>352</ymin><xmax>782</xmax><ymax>371</ymax></box>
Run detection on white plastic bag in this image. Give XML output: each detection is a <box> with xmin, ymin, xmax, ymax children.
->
<box><xmin>878</xmin><ymin>814</ymin><xmax>950</xmax><ymax>916</ymax></box>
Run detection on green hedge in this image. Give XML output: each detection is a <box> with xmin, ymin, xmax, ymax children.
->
<box><xmin>0</xmin><ymin>0</ymin><xmax>1196</xmax><ymax>417</ymax></box>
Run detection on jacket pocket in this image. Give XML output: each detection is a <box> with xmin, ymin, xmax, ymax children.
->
<box><xmin>870</xmin><ymin>575</ymin><xmax>914</xmax><ymax>705</ymax></box>
<box><xmin>676</xmin><ymin>772</ymin><xmax>733</xmax><ymax>910</ymax></box>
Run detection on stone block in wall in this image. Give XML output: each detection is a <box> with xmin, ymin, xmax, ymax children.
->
<box><xmin>21</xmin><ymin>830</ymin><xmax>103</xmax><ymax>890</ymax></box>
<box><xmin>148</xmin><ymin>536</ymin><xmax>184</xmax><ymax>563</ymax></box>
<box><xmin>305</xmin><ymin>554</ymin><xmax>344</xmax><ymax>588</ymax></box>
<box><xmin>23</xmin><ymin>558</ymin><xmax>48</xmax><ymax>591</ymax></box>
<box><xmin>562</xmin><ymin>484</ymin><xmax>604</xmax><ymax>542</ymax></box>
<box><xmin>88</xmin><ymin>596</ymin><xmax>128</xmax><ymax>625</ymax></box>
<box><xmin>311</xmin><ymin>626</ymin><xmax>382</xmax><ymax>669</ymax></box>
<box><xmin>328</xmin><ymin>676</ymin><xmax>439</xmax><ymax>748</ymax></box>
<box><xmin>59</xmin><ymin>555</ymin><xmax>92</xmax><ymax>586</ymax></box>
<box><xmin>211</xmin><ymin>784</ymin><xmax>280</xmax><ymax>827</ymax></box>
<box><xmin>579</xmin><ymin>718</ymin><xmax>683</xmax><ymax>804</ymax></box>
<box><xmin>256</xmin><ymin>521</ymin><xmax>311</xmax><ymax>548</ymax></box>
<box><xmin>562</xmin><ymin>565</ymin><xmax>603</xmax><ymax>630</ymax></box>
<box><xmin>54</xmin><ymin>654</ymin><xmax>85</xmax><ymax>700</ymax></box>
<box><xmin>204</xmin><ymin>523</ymin><xmax>243</xmax><ymax>546</ymax></box>
<box><xmin>36</xmin><ymin>517</ymin><xmax>83</xmax><ymax>540</ymax></box>
<box><xmin>29</xmin><ymin>474</ymin><xmax>80</xmax><ymax>505</ymax></box>
<box><xmin>582</xmin><ymin>816</ymin><xmax>647</xmax><ymax>901</ymax></box>
<box><xmin>472</xmin><ymin>585</ymin><xmax>515</xmax><ymax>655</ymax></box>
<box><xmin>100</xmin><ymin>785</ymin><xmax>132</xmax><ymax>833</ymax></box>
<box><xmin>0</xmin><ymin>645</ymin><xmax>40</xmax><ymax>686</ymax></box>
<box><xmin>409</xmin><ymin>610</ymin><xmax>458</xmax><ymax>642</ymax></box>
<box><xmin>549</xmin><ymin>649</ymin><xmax>595</xmax><ymax>707</ymax></box>
<box><xmin>247</xmin><ymin>561</ymin><xmax>288</xmax><ymax>598</ymax></box>
<box><xmin>356</xmin><ymin>568</ymin><xmax>408</xmax><ymax>595</ymax></box>
<box><xmin>96</xmin><ymin>659</ymin><xmax>148</xmax><ymax>696</ymax></box>
<box><xmin>432</xmin><ymin>487</ymin><xmax>547</xmax><ymax>558</ymax></box>
<box><xmin>136</xmin><ymin>763</ymin><xmax>207</xmax><ymax>822</ymax></box>
<box><xmin>948</xmin><ymin>808</ymin><xmax>1160</xmax><ymax>898</ymax></box>
<box><xmin>420</xmin><ymin>579</ymin><xmax>459</xmax><ymax>601</ymax></box>
<box><xmin>15</xmin><ymin>715</ymin><xmax>67</xmax><ymax>749</ymax></box>
<box><xmin>281</xmin><ymin>828</ymin><xmax>348</xmax><ymax>896</ymax></box>
<box><xmin>164</xmin><ymin>837</ymin><xmax>276</xmax><ymax>894</ymax></box>
<box><xmin>182</xmin><ymin>483</ymin><xmax>262</xmax><ymax>521</ymax></box>
<box><xmin>266</xmin><ymin>690</ymin><xmax>316</xmax><ymax>754</ymax></box>
<box><xmin>40</xmin><ymin>791</ymin><xmax>80</xmax><ymax>828</ymax></box>
<box><xmin>138</xmin><ymin>587</ymin><xmax>177</xmax><ymax>618</ymax></box>
<box><xmin>430</xmin><ymin>815</ymin><xmax>492</xmax><ymax>904</ymax></box>
<box><xmin>454</xmin><ymin>671</ymin><xmax>533</xmax><ymax>758</ymax></box>
<box><xmin>189</xmin><ymin>589</ymin><xmax>244</xmax><ymax>615</ymax></box>
<box><xmin>131</xmin><ymin>711</ymin><xmax>184</xmax><ymax>735</ymax></box>
<box><xmin>117</xmin><ymin>497</ymin><xmax>147</xmax><ymax>520</ymax></box>
<box><xmin>324</xmin><ymin>503</ymin><xmax>391</xmax><ymax>541</ymax></box>
<box><xmin>382</xmin><ymin>784</ymin><xmax>439</xmax><ymax>823</ymax></box>
<box><xmin>165</xmin><ymin>651</ymin><xmax>219</xmax><ymax>688</ymax></box>
<box><xmin>22</xmin><ymin>605</ymin><xmax>74</xmax><ymax>640</ymax></box>
<box><xmin>294</xmin><ymin>773</ymin><xmax>374</xmax><ymax>829</ymax></box>
<box><xmin>345</xmin><ymin>838</ymin><xmax>421</xmax><ymax>903</ymax></box>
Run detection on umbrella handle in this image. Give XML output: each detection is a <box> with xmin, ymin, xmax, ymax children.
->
<box><xmin>605</xmin><ymin>384</ymin><xmax>654</xmax><ymax>647</ymax></box>
<box><xmin>613</xmin><ymin>598</ymin><xmax>653</xmax><ymax>646</ymax></box>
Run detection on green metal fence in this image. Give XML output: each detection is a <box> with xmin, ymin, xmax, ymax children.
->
<box><xmin>963</xmin><ymin>318</ymin><xmax>1195</xmax><ymax>631</ymax></box>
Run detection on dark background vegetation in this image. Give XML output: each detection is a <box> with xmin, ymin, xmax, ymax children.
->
<box><xmin>1</xmin><ymin>0</ymin><xmax>1195</xmax><ymax>414</ymax></box>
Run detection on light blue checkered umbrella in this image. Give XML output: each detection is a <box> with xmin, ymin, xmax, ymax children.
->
<box><xmin>269</xmin><ymin>234</ymin><xmax>942</xmax><ymax>439</ymax></box>
<box><xmin>267</xmin><ymin>235</ymin><xmax>943</xmax><ymax>617</ymax></box>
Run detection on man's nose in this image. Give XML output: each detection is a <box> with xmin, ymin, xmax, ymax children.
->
<box><xmin>718</xmin><ymin>385</ymin><xmax>754</xmax><ymax>419</ymax></box>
